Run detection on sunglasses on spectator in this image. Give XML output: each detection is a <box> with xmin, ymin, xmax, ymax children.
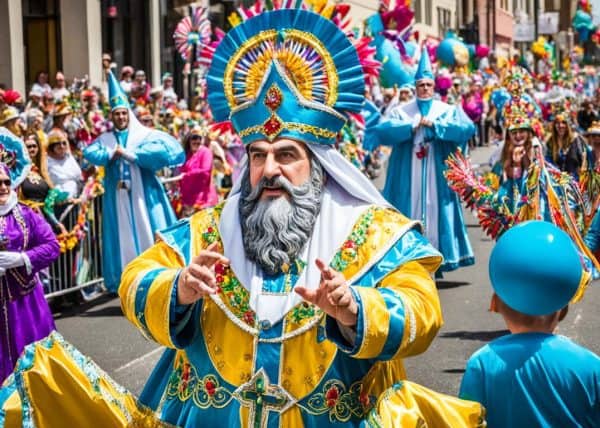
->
<box><xmin>26</xmin><ymin>144</ymin><xmax>38</xmax><ymax>149</ymax></box>
<box><xmin>0</xmin><ymin>179</ymin><xmax>11</xmax><ymax>187</ymax></box>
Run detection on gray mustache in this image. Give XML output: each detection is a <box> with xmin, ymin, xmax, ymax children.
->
<box><xmin>246</xmin><ymin>175</ymin><xmax>295</xmax><ymax>201</ymax></box>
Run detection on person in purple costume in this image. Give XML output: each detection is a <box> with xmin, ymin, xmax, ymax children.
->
<box><xmin>0</xmin><ymin>133</ymin><xmax>60</xmax><ymax>383</ymax></box>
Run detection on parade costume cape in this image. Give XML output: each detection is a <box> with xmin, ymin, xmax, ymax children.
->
<box><xmin>0</xmin><ymin>332</ymin><xmax>173</xmax><ymax>427</ymax></box>
<box><xmin>83</xmin><ymin>71</ymin><xmax>185</xmax><ymax>292</ymax></box>
<box><xmin>0</xmin><ymin>188</ymin><xmax>485</xmax><ymax>427</ymax></box>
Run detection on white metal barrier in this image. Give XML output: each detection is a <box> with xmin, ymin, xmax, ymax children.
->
<box><xmin>44</xmin><ymin>196</ymin><xmax>104</xmax><ymax>299</ymax></box>
<box><xmin>44</xmin><ymin>174</ymin><xmax>185</xmax><ymax>299</ymax></box>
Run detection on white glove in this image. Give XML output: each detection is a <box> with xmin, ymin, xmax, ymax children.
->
<box><xmin>0</xmin><ymin>252</ymin><xmax>25</xmax><ymax>269</ymax></box>
<box><xmin>0</xmin><ymin>267</ymin><xmax>5</xmax><ymax>277</ymax></box>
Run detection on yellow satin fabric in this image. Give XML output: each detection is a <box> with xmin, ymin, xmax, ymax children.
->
<box><xmin>2</xmin><ymin>333</ymin><xmax>172</xmax><ymax>428</ymax></box>
<box><xmin>383</xmin><ymin>261</ymin><xmax>443</xmax><ymax>359</ymax></box>
<box><xmin>353</xmin><ymin>286</ymin><xmax>391</xmax><ymax>359</ymax></box>
<box><xmin>368</xmin><ymin>381</ymin><xmax>485</xmax><ymax>428</ymax></box>
<box><xmin>200</xmin><ymin>298</ymin><xmax>256</xmax><ymax>386</ymax></box>
<box><xmin>120</xmin><ymin>240</ymin><xmax>184</xmax><ymax>349</ymax></box>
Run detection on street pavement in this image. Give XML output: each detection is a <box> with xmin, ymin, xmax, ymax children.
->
<box><xmin>53</xmin><ymin>143</ymin><xmax>600</xmax><ymax>397</ymax></box>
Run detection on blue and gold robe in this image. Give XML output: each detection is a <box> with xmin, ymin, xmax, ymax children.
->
<box><xmin>0</xmin><ymin>204</ymin><xmax>484</xmax><ymax>427</ymax></box>
<box><xmin>119</xmin><ymin>203</ymin><xmax>468</xmax><ymax>427</ymax></box>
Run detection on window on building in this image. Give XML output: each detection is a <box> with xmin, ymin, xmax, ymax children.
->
<box><xmin>461</xmin><ymin>0</ymin><xmax>470</xmax><ymax>24</ymax></box>
<box><xmin>500</xmin><ymin>0</ymin><xmax>509</xmax><ymax>10</ymax></box>
<box><xmin>101</xmin><ymin>0</ymin><xmax>151</xmax><ymax>78</ymax></box>
<box><xmin>437</xmin><ymin>7</ymin><xmax>452</xmax><ymax>38</ymax></box>
<box><xmin>425</xmin><ymin>0</ymin><xmax>432</xmax><ymax>26</ymax></box>
<box><xmin>414</xmin><ymin>0</ymin><xmax>422</xmax><ymax>23</ymax></box>
<box><xmin>22</xmin><ymin>0</ymin><xmax>62</xmax><ymax>89</ymax></box>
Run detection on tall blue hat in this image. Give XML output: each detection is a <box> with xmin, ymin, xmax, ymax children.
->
<box><xmin>107</xmin><ymin>70</ymin><xmax>129</xmax><ymax>112</ymax></box>
<box><xmin>206</xmin><ymin>8</ymin><xmax>365</xmax><ymax>146</ymax></box>
<box><xmin>489</xmin><ymin>221</ymin><xmax>585</xmax><ymax>316</ymax></box>
<box><xmin>414</xmin><ymin>48</ymin><xmax>434</xmax><ymax>83</ymax></box>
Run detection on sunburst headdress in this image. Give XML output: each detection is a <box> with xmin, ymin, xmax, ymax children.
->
<box><xmin>206</xmin><ymin>5</ymin><xmax>372</xmax><ymax>146</ymax></box>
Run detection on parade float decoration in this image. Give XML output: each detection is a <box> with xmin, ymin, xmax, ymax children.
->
<box><xmin>436</xmin><ymin>31</ymin><xmax>470</xmax><ymax>67</ymax></box>
<box><xmin>531</xmin><ymin>36</ymin><xmax>554</xmax><ymax>61</ymax></box>
<box><xmin>475</xmin><ymin>44</ymin><xmax>491</xmax><ymax>59</ymax></box>
<box><xmin>173</xmin><ymin>7</ymin><xmax>212</xmax><ymax>63</ymax></box>
<box><xmin>573</xmin><ymin>0</ymin><xmax>596</xmax><ymax>42</ymax></box>
<box><xmin>365</xmin><ymin>0</ymin><xmax>417</xmax><ymax>88</ymax></box>
<box><xmin>435</xmin><ymin>69</ymin><xmax>453</xmax><ymax>93</ymax></box>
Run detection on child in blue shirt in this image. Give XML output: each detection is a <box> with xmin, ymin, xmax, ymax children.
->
<box><xmin>459</xmin><ymin>221</ymin><xmax>600</xmax><ymax>427</ymax></box>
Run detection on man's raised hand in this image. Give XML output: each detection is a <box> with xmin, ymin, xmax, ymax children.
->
<box><xmin>294</xmin><ymin>258</ymin><xmax>358</xmax><ymax>327</ymax></box>
<box><xmin>177</xmin><ymin>242</ymin><xmax>230</xmax><ymax>305</ymax></box>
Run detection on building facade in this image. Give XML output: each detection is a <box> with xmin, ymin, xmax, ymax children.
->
<box><xmin>0</xmin><ymin>0</ymin><xmax>201</xmax><ymax>96</ymax></box>
<box><xmin>413</xmin><ymin>0</ymin><xmax>456</xmax><ymax>42</ymax></box>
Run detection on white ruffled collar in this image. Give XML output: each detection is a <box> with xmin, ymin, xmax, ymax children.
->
<box><xmin>0</xmin><ymin>191</ymin><xmax>18</xmax><ymax>216</ymax></box>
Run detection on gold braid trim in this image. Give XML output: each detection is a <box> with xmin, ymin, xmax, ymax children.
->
<box><xmin>238</xmin><ymin>120</ymin><xmax>337</xmax><ymax>141</ymax></box>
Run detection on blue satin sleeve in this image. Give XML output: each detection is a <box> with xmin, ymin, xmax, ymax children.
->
<box><xmin>363</xmin><ymin>102</ymin><xmax>413</xmax><ymax>151</ymax></box>
<box><xmin>324</xmin><ymin>286</ymin><xmax>406</xmax><ymax>361</ymax></box>
<box><xmin>585</xmin><ymin>208</ymin><xmax>600</xmax><ymax>252</ymax></box>
<box><xmin>432</xmin><ymin>106</ymin><xmax>476</xmax><ymax>149</ymax></box>
<box><xmin>458</xmin><ymin>356</ymin><xmax>485</xmax><ymax>404</ymax></box>
<box><xmin>169</xmin><ymin>275</ymin><xmax>201</xmax><ymax>349</ymax></box>
<box><xmin>133</xmin><ymin>130</ymin><xmax>185</xmax><ymax>171</ymax></box>
<box><xmin>83</xmin><ymin>140</ymin><xmax>112</xmax><ymax>167</ymax></box>
<box><xmin>325</xmin><ymin>230</ymin><xmax>441</xmax><ymax>361</ymax></box>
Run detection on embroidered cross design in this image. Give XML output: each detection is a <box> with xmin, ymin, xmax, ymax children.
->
<box><xmin>235</xmin><ymin>368</ymin><xmax>294</xmax><ymax>428</ymax></box>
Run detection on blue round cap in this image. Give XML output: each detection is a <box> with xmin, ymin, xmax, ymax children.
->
<box><xmin>489</xmin><ymin>221</ymin><xmax>583</xmax><ymax>316</ymax></box>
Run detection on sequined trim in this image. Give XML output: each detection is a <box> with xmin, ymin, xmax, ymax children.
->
<box><xmin>238</xmin><ymin>120</ymin><xmax>338</xmax><ymax>142</ymax></box>
<box><xmin>330</xmin><ymin>207</ymin><xmax>376</xmax><ymax>272</ymax></box>
<box><xmin>165</xmin><ymin>355</ymin><xmax>234</xmax><ymax>409</ymax></box>
<box><xmin>299</xmin><ymin>379</ymin><xmax>373</xmax><ymax>422</ymax></box>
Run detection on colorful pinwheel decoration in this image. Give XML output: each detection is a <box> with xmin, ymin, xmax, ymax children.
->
<box><xmin>173</xmin><ymin>7</ymin><xmax>212</xmax><ymax>64</ymax></box>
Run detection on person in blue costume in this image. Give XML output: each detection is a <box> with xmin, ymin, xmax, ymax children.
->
<box><xmin>83</xmin><ymin>71</ymin><xmax>184</xmax><ymax>292</ymax></box>
<box><xmin>116</xmin><ymin>6</ymin><xmax>484</xmax><ymax>428</ymax></box>
<box><xmin>365</xmin><ymin>49</ymin><xmax>476</xmax><ymax>274</ymax></box>
<box><xmin>459</xmin><ymin>221</ymin><xmax>600</xmax><ymax>427</ymax></box>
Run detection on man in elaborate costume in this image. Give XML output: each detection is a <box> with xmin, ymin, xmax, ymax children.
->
<box><xmin>119</xmin><ymin>7</ymin><xmax>482</xmax><ymax>427</ymax></box>
<box><xmin>366</xmin><ymin>50</ymin><xmax>476</xmax><ymax>274</ymax></box>
<box><xmin>83</xmin><ymin>72</ymin><xmax>184</xmax><ymax>292</ymax></box>
<box><xmin>0</xmin><ymin>6</ymin><xmax>483</xmax><ymax>428</ymax></box>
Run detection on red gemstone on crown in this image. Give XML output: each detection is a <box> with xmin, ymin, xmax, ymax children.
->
<box><xmin>263</xmin><ymin>116</ymin><xmax>282</xmax><ymax>136</ymax></box>
<box><xmin>264</xmin><ymin>86</ymin><xmax>282</xmax><ymax>110</ymax></box>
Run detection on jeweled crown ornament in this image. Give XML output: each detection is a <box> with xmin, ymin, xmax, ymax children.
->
<box><xmin>206</xmin><ymin>5</ymin><xmax>376</xmax><ymax>146</ymax></box>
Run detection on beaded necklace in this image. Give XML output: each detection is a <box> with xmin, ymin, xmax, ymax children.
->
<box><xmin>0</xmin><ymin>205</ymin><xmax>33</xmax><ymax>299</ymax></box>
